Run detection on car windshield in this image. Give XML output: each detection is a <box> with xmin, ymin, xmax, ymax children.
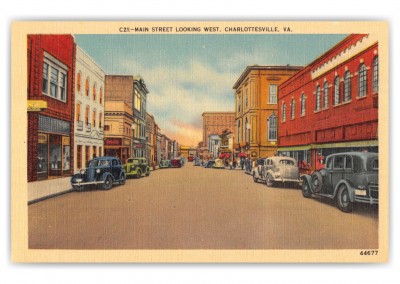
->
<box><xmin>127</xmin><ymin>159</ymin><xmax>139</xmax><ymax>165</ymax></box>
<box><xmin>89</xmin><ymin>159</ymin><xmax>109</xmax><ymax>167</ymax></box>
<box><xmin>279</xmin><ymin>159</ymin><xmax>295</xmax><ymax>166</ymax></box>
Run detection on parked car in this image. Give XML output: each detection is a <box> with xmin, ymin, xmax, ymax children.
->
<box><xmin>171</xmin><ymin>158</ymin><xmax>182</xmax><ymax>168</ymax></box>
<box><xmin>71</xmin><ymin>156</ymin><xmax>126</xmax><ymax>191</ymax></box>
<box><xmin>212</xmin><ymin>158</ymin><xmax>225</xmax><ymax>169</ymax></box>
<box><xmin>252</xmin><ymin>156</ymin><xmax>300</xmax><ymax>187</ymax></box>
<box><xmin>188</xmin><ymin>156</ymin><xmax>194</xmax><ymax>162</ymax></box>
<box><xmin>301</xmin><ymin>152</ymin><xmax>378</xmax><ymax>213</ymax></box>
<box><xmin>123</xmin><ymin>157</ymin><xmax>150</xmax><ymax>178</ymax></box>
<box><xmin>194</xmin><ymin>157</ymin><xmax>202</xmax><ymax>166</ymax></box>
<box><xmin>204</xmin><ymin>160</ymin><xmax>215</xmax><ymax>168</ymax></box>
<box><xmin>159</xmin><ymin>159</ymin><xmax>171</xmax><ymax>168</ymax></box>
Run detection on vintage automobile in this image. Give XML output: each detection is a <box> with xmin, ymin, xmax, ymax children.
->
<box><xmin>193</xmin><ymin>157</ymin><xmax>202</xmax><ymax>166</ymax></box>
<box><xmin>171</xmin><ymin>158</ymin><xmax>182</xmax><ymax>168</ymax></box>
<box><xmin>252</xmin><ymin>156</ymin><xmax>300</xmax><ymax>187</ymax></box>
<box><xmin>204</xmin><ymin>160</ymin><xmax>215</xmax><ymax>168</ymax></box>
<box><xmin>71</xmin><ymin>156</ymin><xmax>126</xmax><ymax>191</ymax></box>
<box><xmin>159</xmin><ymin>159</ymin><xmax>171</xmax><ymax>168</ymax></box>
<box><xmin>123</xmin><ymin>157</ymin><xmax>150</xmax><ymax>178</ymax></box>
<box><xmin>301</xmin><ymin>152</ymin><xmax>379</xmax><ymax>213</ymax></box>
<box><xmin>188</xmin><ymin>156</ymin><xmax>194</xmax><ymax>162</ymax></box>
<box><xmin>212</xmin><ymin>158</ymin><xmax>225</xmax><ymax>169</ymax></box>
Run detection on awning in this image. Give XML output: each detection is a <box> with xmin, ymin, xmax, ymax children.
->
<box><xmin>238</xmin><ymin>152</ymin><xmax>247</xmax><ymax>157</ymax></box>
<box><xmin>278</xmin><ymin>145</ymin><xmax>311</xmax><ymax>152</ymax></box>
<box><xmin>278</xmin><ymin>140</ymin><xmax>378</xmax><ymax>152</ymax></box>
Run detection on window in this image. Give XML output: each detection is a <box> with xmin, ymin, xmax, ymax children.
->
<box><xmin>269</xmin><ymin>84</ymin><xmax>277</xmax><ymax>104</ymax></box>
<box><xmin>93</xmin><ymin>146</ymin><xmax>96</xmax><ymax>159</ymax></box>
<box><xmin>334</xmin><ymin>156</ymin><xmax>345</xmax><ymax>169</ymax></box>
<box><xmin>237</xmin><ymin>120</ymin><xmax>241</xmax><ymax>143</ymax></box>
<box><xmin>76</xmin><ymin>103</ymin><xmax>81</xmax><ymax>122</ymax></box>
<box><xmin>134</xmin><ymin>90</ymin><xmax>141</xmax><ymax>111</ymax></box>
<box><xmin>315</xmin><ymin>85</ymin><xmax>321</xmax><ymax>111</ymax></box>
<box><xmin>334</xmin><ymin>76</ymin><xmax>341</xmax><ymax>105</ymax></box>
<box><xmin>42</xmin><ymin>54</ymin><xmax>68</xmax><ymax>102</ymax></box>
<box><xmin>100</xmin><ymin>87</ymin><xmax>103</xmax><ymax>104</ymax></box>
<box><xmin>345</xmin><ymin>155</ymin><xmax>353</xmax><ymax>170</ymax></box>
<box><xmin>344</xmin><ymin>71</ymin><xmax>351</xmax><ymax>102</ymax></box>
<box><xmin>237</xmin><ymin>94</ymin><xmax>242</xmax><ymax>112</ymax></box>
<box><xmin>373</xmin><ymin>56</ymin><xmax>379</xmax><ymax>93</ymax></box>
<box><xmin>93</xmin><ymin>83</ymin><xmax>97</xmax><ymax>102</ymax></box>
<box><xmin>99</xmin><ymin>112</ymin><xmax>103</xmax><ymax>128</ymax></box>
<box><xmin>85</xmin><ymin>146</ymin><xmax>90</xmax><ymax>167</ymax></box>
<box><xmin>300</xmin><ymin>93</ymin><xmax>306</xmax><ymax>116</ymax></box>
<box><xmin>92</xmin><ymin>109</ymin><xmax>96</xmax><ymax>128</ymax></box>
<box><xmin>77</xmin><ymin>71</ymin><xmax>81</xmax><ymax>92</ymax></box>
<box><xmin>290</xmin><ymin>98</ymin><xmax>295</xmax><ymax>119</ymax></box>
<box><xmin>323</xmin><ymin>81</ymin><xmax>329</xmax><ymax>109</ymax></box>
<box><xmin>104</xmin><ymin>125</ymin><xmax>110</xmax><ymax>131</ymax></box>
<box><xmin>245</xmin><ymin>89</ymin><xmax>248</xmax><ymax>107</ymax></box>
<box><xmin>77</xmin><ymin>145</ymin><xmax>82</xmax><ymax>169</ymax></box>
<box><xmin>245</xmin><ymin>118</ymin><xmax>249</xmax><ymax>142</ymax></box>
<box><xmin>85</xmin><ymin>78</ymin><xmax>90</xmax><ymax>97</ymax></box>
<box><xmin>358</xmin><ymin>64</ymin><xmax>367</xmax><ymax>97</ymax></box>
<box><xmin>268</xmin><ymin>114</ymin><xmax>277</xmax><ymax>141</ymax></box>
<box><xmin>85</xmin><ymin>105</ymin><xmax>90</xmax><ymax>126</ymax></box>
<box><xmin>282</xmin><ymin>103</ymin><xmax>286</xmax><ymax>122</ymax></box>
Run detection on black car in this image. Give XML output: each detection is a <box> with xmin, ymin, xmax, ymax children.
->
<box><xmin>71</xmin><ymin>156</ymin><xmax>126</xmax><ymax>191</ymax></box>
<box><xmin>301</xmin><ymin>152</ymin><xmax>378</xmax><ymax>212</ymax></box>
<box><xmin>204</xmin><ymin>160</ymin><xmax>215</xmax><ymax>168</ymax></box>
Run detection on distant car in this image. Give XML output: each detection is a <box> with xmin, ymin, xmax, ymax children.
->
<box><xmin>212</xmin><ymin>158</ymin><xmax>225</xmax><ymax>169</ymax></box>
<box><xmin>171</xmin><ymin>158</ymin><xmax>182</xmax><ymax>168</ymax></box>
<box><xmin>188</xmin><ymin>156</ymin><xmax>194</xmax><ymax>162</ymax></box>
<box><xmin>204</xmin><ymin>160</ymin><xmax>215</xmax><ymax>168</ymax></box>
<box><xmin>123</xmin><ymin>157</ymin><xmax>150</xmax><ymax>178</ymax></box>
<box><xmin>71</xmin><ymin>156</ymin><xmax>126</xmax><ymax>191</ymax></box>
<box><xmin>301</xmin><ymin>152</ymin><xmax>379</xmax><ymax>213</ymax></box>
<box><xmin>252</xmin><ymin>156</ymin><xmax>300</xmax><ymax>187</ymax></box>
<box><xmin>159</xmin><ymin>159</ymin><xmax>171</xmax><ymax>168</ymax></box>
<box><xmin>193</xmin><ymin>157</ymin><xmax>202</xmax><ymax>166</ymax></box>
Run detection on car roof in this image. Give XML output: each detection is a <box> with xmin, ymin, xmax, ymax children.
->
<box><xmin>91</xmin><ymin>156</ymin><xmax>119</xmax><ymax>161</ymax></box>
<box><xmin>327</xmin><ymin>152</ymin><xmax>378</xmax><ymax>158</ymax></box>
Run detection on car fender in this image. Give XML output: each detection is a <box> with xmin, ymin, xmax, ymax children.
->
<box><xmin>253</xmin><ymin>169</ymin><xmax>260</xmax><ymax>179</ymax></box>
<box><xmin>100</xmin><ymin>172</ymin><xmax>114</xmax><ymax>182</ymax></box>
<box><xmin>266</xmin><ymin>169</ymin><xmax>275</xmax><ymax>180</ymax></box>
<box><xmin>333</xmin><ymin>180</ymin><xmax>355</xmax><ymax>202</ymax></box>
<box><xmin>301</xmin><ymin>174</ymin><xmax>313</xmax><ymax>192</ymax></box>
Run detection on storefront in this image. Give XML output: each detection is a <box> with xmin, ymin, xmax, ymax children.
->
<box><xmin>133</xmin><ymin>142</ymin><xmax>145</xmax><ymax>158</ymax></box>
<box><xmin>36</xmin><ymin>115</ymin><xmax>71</xmax><ymax>180</ymax></box>
<box><xmin>104</xmin><ymin>137</ymin><xmax>131</xmax><ymax>164</ymax></box>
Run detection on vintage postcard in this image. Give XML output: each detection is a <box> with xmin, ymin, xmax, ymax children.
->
<box><xmin>11</xmin><ymin>21</ymin><xmax>388</xmax><ymax>262</ymax></box>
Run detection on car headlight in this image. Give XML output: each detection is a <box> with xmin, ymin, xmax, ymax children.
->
<box><xmin>75</xmin><ymin>178</ymin><xmax>83</xmax><ymax>183</ymax></box>
<box><xmin>96</xmin><ymin>169</ymin><xmax>101</xmax><ymax>174</ymax></box>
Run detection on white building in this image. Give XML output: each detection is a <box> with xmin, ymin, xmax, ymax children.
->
<box><xmin>208</xmin><ymin>134</ymin><xmax>221</xmax><ymax>159</ymax></box>
<box><xmin>74</xmin><ymin>46</ymin><xmax>105</xmax><ymax>171</ymax></box>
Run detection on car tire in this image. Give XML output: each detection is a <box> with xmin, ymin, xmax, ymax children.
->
<box><xmin>253</xmin><ymin>172</ymin><xmax>258</xmax><ymax>183</ymax></box>
<box><xmin>72</xmin><ymin>184</ymin><xmax>82</xmax><ymax>191</ymax></box>
<box><xmin>302</xmin><ymin>180</ymin><xmax>312</xmax><ymax>198</ymax></box>
<box><xmin>266</xmin><ymin>174</ymin><xmax>274</xmax><ymax>187</ymax></box>
<box><xmin>311</xmin><ymin>172</ymin><xmax>323</xmax><ymax>193</ymax></box>
<box><xmin>119</xmin><ymin>172</ymin><xmax>126</xmax><ymax>185</ymax></box>
<box><xmin>136</xmin><ymin>169</ymin><xmax>142</xmax><ymax>179</ymax></box>
<box><xmin>336</xmin><ymin>184</ymin><xmax>353</xmax><ymax>213</ymax></box>
<box><xmin>102</xmin><ymin>175</ymin><xmax>113</xmax><ymax>190</ymax></box>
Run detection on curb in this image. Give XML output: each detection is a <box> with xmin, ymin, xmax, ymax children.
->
<box><xmin>28</xmin><ymin>188</ymin><xmax>74</xmax><ymax>205</ymax></box>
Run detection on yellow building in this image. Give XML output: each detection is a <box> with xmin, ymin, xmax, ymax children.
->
<box><xmin>103</xmin><ymin>101</ymin><xmax>134</xmax><ymax>164</ymax></box>
<box><xmin>233</xmin><ymin>65</ymin><xmax>302</xmax><ymax>159</ymax></box>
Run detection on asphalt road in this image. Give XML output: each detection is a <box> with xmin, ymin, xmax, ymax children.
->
<box><xmin>29</xmin><ymin>163</ymin><xmax>378</xmax><ymax>249</ymax></box>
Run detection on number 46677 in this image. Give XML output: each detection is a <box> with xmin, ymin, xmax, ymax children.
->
<box><xmin>360</xmin><ymin>250</ymin><xmax>378</xmax><ymax>255</ymax></box>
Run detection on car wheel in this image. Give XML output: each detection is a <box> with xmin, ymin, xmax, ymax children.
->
<box><xmin>302</xmin><ymin>180</ymin><xmax>312</xmax><ymax>198</ymax></box>
<box><xmin>146</xmin><ymin>168</ymin><xmax>150</xmax><ymax>176</ymax></box>
<box><xmin>72</xmin><ymin>184</ymin><xmax>82</xmax><ymax>191</ymax></box>
<box><xmin>102</xmin><ymin>175</ymin><xmax>113</xmax><ymax>190</ymax></box>
<box><xmin>336</xmin><ymin>184</ymin><xmax>353</xmax><ymax>213</ymax></box>
<box><xmin>136</xmin><ymin>169</ymin><xmax>142</xmax><ymax>178</ymax></box>
<box><xmin>266</xmin><ymin>174</ymin><xmax>274</xmax><ymax>187</ymax></box>
<box><xmin>119</xmin><ymin>172</ymin><xmax>126</xmax><ymax>185</ymax></box>
<box><xmin>311</xmin><ymin>172</ymin><xmax>323</xmax><ymax>193</ymax></box>
<box><xmin>253</xmin><ymin>172</ymin><xmax>258</xmax><ymax>183</ymax></box>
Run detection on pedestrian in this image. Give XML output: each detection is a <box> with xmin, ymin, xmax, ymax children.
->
<box><xmin>233</xmin><ymin>159</ymin><xmax>237</xmax><ymax>169</ymax></box>
<box><xmin>229</xmin><ymin>159</ymin><xmax>233</xmax><ymax>170</ymax></box>
<box><xmin>240</xmin><ymin>157</ymin><xmax>244</xmax><ymax>170</ymax></box>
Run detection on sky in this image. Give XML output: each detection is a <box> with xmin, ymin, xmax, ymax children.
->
<box><xmin>75</xmin><ymin>34</ymin><xmax>347</xmax><ymax>146</ymax></box>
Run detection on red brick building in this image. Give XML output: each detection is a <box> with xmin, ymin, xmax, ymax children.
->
<box><xmin>27</xmin><ymin>35</ymin><xmax>76</xmax><ymax>181</ymax></box>
<box><xmin>278</xmin><ymin>34</ymin><xmax>379</xmax><ymax>173</ymax></box>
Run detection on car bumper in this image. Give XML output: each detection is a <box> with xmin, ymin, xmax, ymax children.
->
<box><xmin>354</xmin><ymin>196</ymin><xmax>378</xmax><ymax>205</ymax></box>
<box><xmin>71</xmin><ymin>180</ymin><xmax>105</xmax><ymax>186</ymax></box>
<box><xmin>272</xmin><ymin>177</ymin><xmax>301</xmax><ymax>184</ymax></box>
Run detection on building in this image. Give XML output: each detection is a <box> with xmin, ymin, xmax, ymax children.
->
<box><xmin>27</xmin><ymin>35</ymin><xmax>76</xmax><ymax>182</ymax></box>
<box><xmin>146</xmin><ymin>112</ymin><xmax>156</xmax><ymax>166</ymax></box>
<box><xmin>202</xmin><ymin>112</ymin><xmax>235</xmax><ymax>151</ymax></box>
<box><xmin>278</xmin><ymin>34</ymin><xmax>379</xmax><ymax>173</ymax></box>
<box><xmin>208</xmin><ymin>134</ymin><xmax>221</xmax><ymax>158</ymax></box>
<box><xmin>220</xmin><ymin>129</ymin><xmax>234</xmax><ymax>154</ymax></box>
<box><xmin>103</xmin><ymin>101</ymin><xmax>134</xmax><ymax>164</ymax></box>
<box><xmin>233</xmin><ymin>65</ymin><xmax>302</xmax><ymax>159</ymax></box>
<box><xmin>74</xmin><ymin>46</ymin><xmax>105</xmax><ymax>170</ymax></box>
<box><xmin>104</xmin><ymin>75</ymin><xmax>149</xmax><ymax>159</ymax></box>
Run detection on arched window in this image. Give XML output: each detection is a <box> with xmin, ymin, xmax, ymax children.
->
<box><xmin>93</xmin><ymin>83</ymin><xmax>97</xmax><ymax>102</ymax></box>
<box><xmin>300</xmin><ymin>93</ymin><xmax>306</xmax><ymax>116</ymax></box>
<box><xmin>358</xmin><ymin>64</ymin><xmax>367</xmax><ymax>97</ymax></box>
<box><xmin>344</xmin><ymin>71</ymin><xmax>351</xmax><ymax>102</ymax></box>
<box><xmin>282</xmin><ymin>103</ymin><xmax>286</xmax><ymax>122</ymax></box>
<box><xmin>99</xmin><ymin>112</ymin><xmax>103</xmax><ymax>128</ymax></box>
<box><xmin>92</xmin><ymin>109</ymin><xmax>96</xmax><ymax>128</ymax></box>
<box><xmin>315</xmin><ymin>85</ymin><xmax>321</xmax><ymax>111</ymax></box>
<box><xmin>85</xmin><ymin>78</ymin><xmax>90</xmax><ymax>97</ymax></box>
<box><xmin>323</xmin><ymin>81</ymin><xmax>329</xmax><ymax>109</ymax></box>
<box><xmin>76</xmin><ymin>102</ymin><xmax>81</xmax><ymax>122</ymax></box>
<box><xmin>291</xmin><ymin>98</ymin><xmax>295</xmax><ymax>119</ymax></box>
<box><xmin>85</xmin><ymin>105</ymin><xmax>90</xmax><ymax>126</ymax></box>
<box><xmin>100</xmin><ymin>87</ymin><xmax>103</xmax><ymax>105</ymax></box>
<box><xmin>372</xmin><ymin>56</ymin><xmax>379</xmax><ymax>93</ymax></box>
<box><xmin>268</xmin><ymin>114</ymin><xmax>277</xmax><ymax>141</ymax></box>
<box><xmin>334</xmin><ymin>76</ymin><xmax>340</xmax><ymax>105</ymax></box>
<box><xmin>77</xmin><ymin>71</ymin><xmax>81</xmax><ymax>92</ymax></box>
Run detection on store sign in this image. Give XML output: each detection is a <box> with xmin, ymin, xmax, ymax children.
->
<box><xmin>134</xmin><ymin>143</ymin><xmax>143</xmax><ymax>148</ymax></box>
<box><xmin>27</xmin><ymin>100</ymin><xmax>47</xmax><ymax>111</ymax></box>
<box><xmin>105</xmin><ymin>138</ymin><xmax>122</xmax><ymax>146</ymax></box>
<box><xmin>38</xmin><ymin>115</ymin><xmax>70</xmax><ymax>135</ymax></box>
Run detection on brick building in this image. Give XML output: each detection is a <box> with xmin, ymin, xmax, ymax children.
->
<box><xmin>278</xmin><ymin>34</ymin><xmax>379</xmax><ymax>173</ymax></box>
<box><xmin>27</xmin><ymin>35</ymin><xmax>76</xmax><ymax>182</ymax></box>
<box><xmin>202</xmin><ymin>112</ymin><xmax>235</xmax><ymax>150</ymax></box>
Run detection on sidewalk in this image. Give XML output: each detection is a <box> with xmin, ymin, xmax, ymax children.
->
<box><xmin>28</xmin><ymin>176</ymin><xmax>73</xmax><ymax>204</ymax></box>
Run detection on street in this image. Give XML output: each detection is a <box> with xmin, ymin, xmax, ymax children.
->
<box><xmin>29</xmin><ymin>163</ymin><xmax>378</xmax><ymax>250</ymax></box>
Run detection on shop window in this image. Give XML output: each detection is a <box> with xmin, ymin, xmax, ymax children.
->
<box><xmin>37</xmin><ymin>141</ymin><xmax>48</xmax><ymax>175</ymax></box>
<box><xmin>269</xmin><ymin>84</ymin><xmax>277</xmax><ymax>104</ymax></box>
<box><xmin>300</xmin><ymin>93</ymin><xmax>306</xmax><ymax>116</ymax></box>
<box><xmin>63</xmin><ymin>145</ymin><xmax>70</xmax><ymax>172</ymax></box>
<box><xmin>42</xmin><ymin>53</ymin><xmax>68</xmax><ymax>102</ymax></box>
<box><xmin>49</xmin><ymin>135</ymin><xmax>62</xmax><ymax>176</ymax></box>
<box><xmin>358</xmin><ymin>64</ymin><xmax>367</xmax><ymax>97</ymax></box>
<box><xmin>315</xmin><ymin>85</ymin><xmax>321</xmax><ymax>111</ymax></box>
<box><xmin>323</xmin><ymin>81</ymin><xmax>329</xmax><ymax>108</ymax></box>
<box><xmin>334</xmin><ymin>76</ymin><xmax>341</xmax><ymax>105</ymax></box>
<box><xmin>268</xmin><ymin>114</ymin><xmax>277</xmax><ymax>141</ymax></box>
<box><xmin>372</xmin><ymin>56</ymin><xmax>379</xmax><ymax>93</ymax></box>
<box><xmin>344</xmin><ymin>71</ymin><xmax>351</xmax><ymax>102</ymax></box>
